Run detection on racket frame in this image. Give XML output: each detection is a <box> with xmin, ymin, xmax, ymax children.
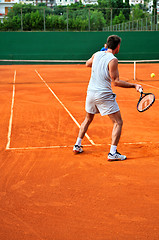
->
<box><xmin>137</xmin><ymin>89</ymin><xmax>155</xmax><ymax>112</ymax></box>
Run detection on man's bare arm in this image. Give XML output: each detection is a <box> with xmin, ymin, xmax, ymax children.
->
<box><xmin>109</xmin><ymin>58</ymin><xmax>142</xmax><ymax>92</ymax></box>
<box><xmin>86</xmin><ymin>54</ymin><xmax>94</xmax><ymax>67</ymax></box>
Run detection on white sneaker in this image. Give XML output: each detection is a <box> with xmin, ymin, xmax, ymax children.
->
<box><xmin>108</xmin><ymin>151</ymin><xmax>126</xmax><ymax>161</ymax></box>
<box><xmin>73</xmin><ymin>145</ymin><xmax>83</xmax><ymax>154</ymax></box>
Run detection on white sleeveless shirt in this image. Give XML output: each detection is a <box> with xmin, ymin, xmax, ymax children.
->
<box><xmin>87</xmin><ymin>51</ymin><xmax>116</xmax><ymax>94</ymax></box>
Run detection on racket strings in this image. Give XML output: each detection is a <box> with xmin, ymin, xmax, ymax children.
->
<box><xmin>137</xmin><ymin>94</ymin><xmax>155</xmax><ymax>112</ymax></box>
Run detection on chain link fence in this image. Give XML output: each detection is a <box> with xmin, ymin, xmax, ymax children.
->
<box><xmin>104</xmin><ymin>14</ymin><xmax>159</xmax><ymax>31</ymax></box>
<box><xmin>1</xmin><ymin>7</ymin><xmax>159</xmax><ymax>31</ymax></box>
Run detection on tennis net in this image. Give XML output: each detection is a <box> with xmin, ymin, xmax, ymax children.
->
<box><xmin>0</xmin><ymin>59</ymin><xmax>86</xmax><ymax>64</ymax></box>
<box><xmin>0</xmin><ymin>59</ymin><xmax>159</xmax><ymax>81</ymax></box>
<box><xmin>118</xmin><ymin>60</ymin><xmax>159</xmax><ymax>81</ymax></box>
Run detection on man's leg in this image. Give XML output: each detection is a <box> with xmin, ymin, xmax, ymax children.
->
<box><xmin>108</xmin><ymin>110</ymin><xmax>123</xmax><ymax>146</ymax></box>
<box><xmin>73</xmin><ymin>112</ymin><xmax>94</xmax><ymax>153</ymax></box>
<box><xmin>108</xmin><ymin>111</ymin><xmax>126</xmax><ymax>160</ymax></box>
<box><xmin>78</xmin><ymin>112</ymin><xmax>94</xmax><ymax>139</ymax></box>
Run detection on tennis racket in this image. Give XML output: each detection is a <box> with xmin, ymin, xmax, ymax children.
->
<box><xmin>137</xmin><ymin>88</ymin><xmax>155</xmax><ymax>112</ymax></box>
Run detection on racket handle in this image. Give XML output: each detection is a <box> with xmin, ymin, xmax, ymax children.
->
<box><xmin>139</xmin><ymin>88</ymin><xmax>143</xmax><ymax>93</ymax></box>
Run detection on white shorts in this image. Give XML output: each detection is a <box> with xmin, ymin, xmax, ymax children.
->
<box><xmin>85</xmin><ymin>91</ymin><xmax>120</xmax><ymax>116</ymax></box>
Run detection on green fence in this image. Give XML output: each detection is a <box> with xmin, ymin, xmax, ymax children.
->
<box><xmin>0</xmin><ymin>32</ymin><xmax>159</xmax><ymax>61</ymax></box>
<box><xmin>1</xmin><ymin>6</ymin><xmax>158</xmax><ymax>32</ymax></box>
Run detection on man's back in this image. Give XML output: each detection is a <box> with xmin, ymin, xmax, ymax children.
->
<box><xmin>87</xmin><ymin>51</ymin><xmax>116</xmax><ymax>93</ymax></box>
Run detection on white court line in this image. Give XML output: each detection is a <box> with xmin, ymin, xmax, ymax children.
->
<box><xmin>5</xmin><ymin>70</ymin><xmax>158</xmax><ymax>151</ymax></box>
<box><xmin>7</xmin><ymin>144</ymin><xmax>100</xmax><ymax>151</ymax></box>
<box><xmin>123</xmin><ymin>141</ymin><xmax>159</xmax><ymax>145</ymax></box>
<box><xmin>137</xmin><ymin>81</ymin><xmax>159</xmax><ymax>90</ymax></box>
<box><xmin>6</xmin><ymin>70</ymin><xmax>16</xmax><ymax>150</ymax></box>
<box><xmin>107</xmin><ymin>141</ymin><xmax>159</xmax><ymax>146</ymax></box>
<box><xmin>120</xmin><ymin>76</ymin><xmax>159</xmax><ymax>91</ymax></box>
<box><xmin>7</xmin><ymin>141</ymin><xmax>159</xmax><ymax>151</ymax></box>
<box><xmin>35</xmin><ymin>69</ymin><xmax>95</xmax><ymax>146</ymax></box>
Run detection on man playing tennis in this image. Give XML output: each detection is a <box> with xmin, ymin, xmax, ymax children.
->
<box><xmin>73</xmin><ymin>35</ymin><xmax>142</xmax><ymax>161</ymax></box>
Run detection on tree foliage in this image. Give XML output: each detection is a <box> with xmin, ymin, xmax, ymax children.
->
<box><xmin>129</xmin><ymin>4</ymin><xmax>150</xmax><ymax>21</ymax></box>
<box><xmin>0</xmin><ymin>2</ymin><xmax>154</xmax><ymax>31</ymax></box>
<box><xmin>113</xmin><ymin>11</ymin><xmax>126</xmax><ymax>25</ymax></box>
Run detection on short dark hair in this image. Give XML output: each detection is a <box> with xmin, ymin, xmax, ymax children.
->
<box><xmin>107</xmin><ymin>35</ymin><xmax>121</xmax><ymax>50</ymax></box>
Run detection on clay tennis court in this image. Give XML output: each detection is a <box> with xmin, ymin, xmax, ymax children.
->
<box><xmin>0</xmin><ymin>64</ymin><xmax>159</xmax><ymax>240</ymax></box>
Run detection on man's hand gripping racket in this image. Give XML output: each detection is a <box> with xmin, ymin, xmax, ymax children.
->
<box><xmin>137</xmin><ymin>87</ymin><xmax>155</xmax><ymax>112</ymax></box>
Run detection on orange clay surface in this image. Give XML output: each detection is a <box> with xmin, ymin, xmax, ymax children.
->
<box><xmin>0</xmin><ymin>64</ymin><xmax>159</xmax><ymax>240</ymax></box>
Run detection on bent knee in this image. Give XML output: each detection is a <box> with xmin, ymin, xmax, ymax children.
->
<box><xmin>114</xmin><ymin>118</ymin><xmax>123</xmax><ymax>126</ymax></box>
<box><xmin>117</xmin><ymin>119</ymin><xmax>123</xmax><ymax>126</ymax></box>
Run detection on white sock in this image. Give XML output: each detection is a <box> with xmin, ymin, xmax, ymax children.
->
<box><xmin>110</xmin><ymin>145</ymin><xmax>117</xmax><ymax>155</ymax></box>
<box><xmin>75</xmin><ymin>137</ymin><xmax>82</xmax><ymax>146</ymax></box>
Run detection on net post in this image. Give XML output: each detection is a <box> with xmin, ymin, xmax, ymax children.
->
<box><xmin>111</xmin><ymin>8</ymin><xmax>112</xmax><ymax>31</ymax></box>
<box><xmin>134</xmin><ymin>61</ymin><xmax>136</xmax><ymax>80</ymax></box>
<box><xmin>67</xmin><ymin>8</ymin><xmax>68</xmax><ymax>32</ymax></box>
<box><xmin>21</xmin><ymin>8</ymin><xmax>23</xmax><ymax>31</ymax></box>
<box><xmin>44</xmin><ymin>8</ymin><xmax>46</xmax><ymax>32</ymax></box>
<box><xmin>88</xmin><ymin>8</ymin><xmax>90</xmax><ymax>31</ymax></box>
<box><xmin>132</xmin><ymin>9</ymin><xmax>134</xmax><ymax>30</ymax></box>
